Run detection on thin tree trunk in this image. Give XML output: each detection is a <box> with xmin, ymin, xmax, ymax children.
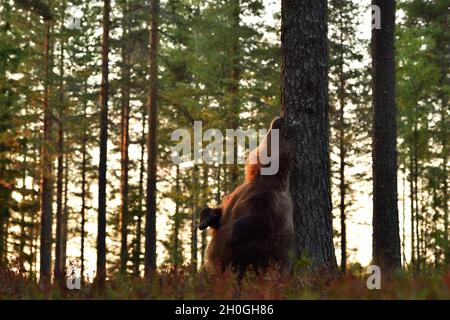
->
<box><xmin>433</xmin><ymin>186</ymin><xmax>439</xmax><ymax>268</ymax></box>
<box><xmin>96</xmin><ymin>0</ymin><xmax>110</xmax><ymax>286</ymax></box>
<box><xmin>201</xmin><ymin>166</ymin><xmax>208</xmax><ymax>264</ymax></box>
<box><xmin>39</xmin><ymin>17</ymin><xmax>53</xmax><ymax>287</ymax></box>
<box><xmin>145</xmin><ymin>0</ymin><xmax>159</xmax><ymax>277</ymax></box>
<box><xmin>216</xmin><ymin>165</ymin><xmax>221</xmax><ymax>204</ymax></box>
<box><xmin>371</xmin><ymin>0</ymin><xmax>401</xmax><ymax>272</ymax></box>
<box><xmin>54</xmin><ymin>119</ymin><xmax>64</xmax><ymax>281</ymax></box>
<box><xmin>80</xmin><ymin>130</ymin><xmax>87</xmax><ymax>282</ymax></box>
<box><xmin>133</xmin><ymin>111</ymin><xmax>146</xmax><ymax>276</ymax></box>
<box><xmin>413</xmin><ymin>120</ymin><xmax>420</xmax><ymax>272</ymax></box>
<box><xmin>222</xmin><ymin>166</ymin><xmax>228</xmax><ymax>195</ymax></box>
<box><xmin>0</xmin><ymin>200</ymin><xmax>6</xmax><ymax>265</ymax></box>
<box><xmin>338</xmin><ymin>20</ymin><xmax>347</xmax><ymax>274</ymax></box>
<box><xmin>31</xmin><ymin>152</ymin><xmax>39</xmax><ymax>274</ymax></box>
<box><xmin>441</xmin><ymin>94</ymin><xmax>449</xmax><ymax>265</ymax></box>
<box><xmin>0</xmin><ymin>211</ymin><xmax>5</xmax><ymax>265</ymax></box>
<box><xmin>54</xmin><ymin>8</ymin><xmax>66</xmax><ymax>281</ymax></box>
<box><xmin>191</xmin><ymin>166</ymin><xmax>198</xmax><ymax>273</ymax></box>
<box><xmin>402</xmin><ymin>164</ymin><xmax>407</xmax><ymax>267</ymax></box>
<box><xmin>228</xmin><ymin>0</ymin><xmax>240</xmax><ymax>189</ymax></box>
<box><xmin>119</xmin><ymin>0</ymin><xmax>131</xmax><ymax>274</ymax></box>
<box><xmin>80</xmin><ymin>26</ymin><xmax>89</xmax><ymax>283</ymax></box>
<box><xmin>281</xmin><ymin>0</ymin><xmax>338</xmax><ymax>272</ymax></box>
<box><xmin>19</xmin><ymin>149</ymin><xmax>27</xmax><ymax>270</ymax></box>
<box><xmin>420</xmin><ymin>191</ymin><xmax>426</xmax><ymax>267</ymax></box>
<box><xmin>62</xmin><ymin>154</ymin><xmax>68</xmax><ymax>278</ymax></box>
<box><xmin>409</xmin><ymin>154</ymin><xmax>415</xmax><ymax>269</ymax></box>
<box><xmin>173</xmin><ymin>165</ymin><xmax>181</xmax><ymax>267</ymax></box>
<box><xmin>3</xmin><ymin>217</ymin><xmax>9</xmax><ymax>264</ymax></box>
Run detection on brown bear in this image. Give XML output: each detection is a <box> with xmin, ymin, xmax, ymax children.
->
<box><xmin>199</xmin><ymin>117</ymin><xmax>295</xmax><ymax>276</ymax></box>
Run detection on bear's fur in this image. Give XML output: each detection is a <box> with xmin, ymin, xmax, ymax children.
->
<box><xmin>199</xmin><ymin>117</ymin><xmax>295</xmax><ymax>276</ymax></box>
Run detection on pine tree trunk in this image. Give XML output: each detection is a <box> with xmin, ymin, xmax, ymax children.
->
<box><xmin>191</xmin><ymin>166</ymin><xmax>198</xmax><ymax>273</ymax></box>
<box><xmin>173</xmin><ymin>165</ymin><xmax>181</xmax><ymax>267</ymax></box>
<box><xmin>80</xmin><ymin>37</ymin><xmax>89</xmax><ymax>283</ymax></box>
<box><xmin>54</xmin><ymin>151</ymin><xmax>64</xmax><ymax>281</ymax></box>
<box><xmin>54</xmin><ymin>14</ymin><xmax>65</xmax><ymax>281</ymax></box>
<box><xmin>228</xmin><ymin>0</ymin><xmax>240</xmax><ymax>189</ymax></box>
<box><xmin>119</xmin><ymin>1</ymin><xmax>131</xmax><ymax>274</ymax></box>
<box><xmin>145</xmin><ymin>0</ymin><xmax>159</xmax><ymax>277</ymax></box>
<box><xmin>19</xmin><ymin>149</ymin><xmax>27</xmax><ymax>270</ymax></box>
<box><xmin>339</xmin><ymin>105</ymin><xmax>346</xmax><ymax>274</ymax></box>
<box><xmin>96</xmin><ymin>0</ymin><xmax>110</xmax><ymax>286</ymax></box>
<box><xmin>433</xmin><ymin>187</ymin><xmax>439</xmax><ymax>267</ymax></box>
<box><xmin>414</xmin><ymin>123</ymin><xmax>420</xmax><ymax>273</ymax></box>
<box><xmin>409</xmin><ymin>154</ymin><xmax>415</xmax><ymax>269</ymax></box>
<box><xmin>440</xmin><ymin>79</ymin><xmax>449</xmax><ymax>265</ymax></box>
<box><xmin>80</xmin><ymin>131</ymin><xmax>87</xmax><ymax>282</ymax></box>
<box><xmin>371</xmin><ymin>0</ymin><xmax>401</xmax><ymax>272</ymax></box>
<box><xmin>31</xmin><ymin>164</ymin><xmax>39</xmax><ymax>274</ymax></box>
<box><xmin>338</xmin><ymin>25</ymin><xmax>347</xmax><ymax>274</ymax></box>
<box><xmin>201</xmin><ymin>166</ymin><xmax>209</xmax><ymax>264</ymax></box>
<box><xmin>216</xmin><ymin>165</ymin><xmax>221</xmax><ymax>205</ymax></box>
<box><xmin>0</xmin><ymin>213</ymin><xmax>6</xmax><ymax>265</ymax></box>
<box><xmin>39</xmin><ymin>17</ymin><xmax>53</xmax><ymax>287</ymax></box>
<box><xmin>133</xmin><ymin>111</ymin><xmax>146</xmax><ymax>276</ymax></box>
<box><xmin>281</xmin><ymin>0</ymin><xmax>338</xmax><ymax>272</ymax></box>
<box><xmin>62</xmin><ymin>155</ymin><xmax>68</xmax><ymax>278</ymax></box>
<box><xmin>3</xmin><ymin>217</ymin><xmax>9</xmax><ymax>264</ymax></box>
<box><xmin>402</xmin><ymin>164</ymin><xmax>407</xmax><ymax>267</ymax></box>
<box><xmin>0</xmin><ymin>144</ymin><xmax>7</xmax><ymax>265</ymax></box>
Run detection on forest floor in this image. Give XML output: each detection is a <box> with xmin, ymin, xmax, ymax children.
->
<box><xmin>1</xmin><ymin>265</ymin><xmax>450</xmax><ymax>300</ymax></box>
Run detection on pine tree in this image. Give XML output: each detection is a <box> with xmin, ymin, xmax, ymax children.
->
<box><xmin>96</xmin><ymin>0</ymin><xmax>111</xmax><ymax>286</ymax></box>
<box><xmin>145</xmin><ymin>0</ymin><xmax>159</xmax><ymax>277</ymax></box>
<box><xmin>39</xmin><ymin>9</ymin><xmax>54</xmax><ymax>288</ymax></box>
<box><xmin>118</xmin><ymin>0</ymin><xmax>131</xmax><ymax>275</ymax></box>
<box><xmin>281</xmin><ymin>0</ymin><xmax>338</xmax><ymax>272</ymax></box>
<box><xmin>371</xmin><ymin>0</ymin><xmax>401</xmax><ymax>272</ymax></box>
<box><xmin>328</xmin><ymin>0</ymin><xmax>366</xmax><ymax>274</ymax></box>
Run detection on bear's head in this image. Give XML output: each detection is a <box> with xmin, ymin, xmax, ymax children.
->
<box><xmin>245</xmin><ymin>117</ymin><xmax>294</xmax><ymax>186</ymax></box>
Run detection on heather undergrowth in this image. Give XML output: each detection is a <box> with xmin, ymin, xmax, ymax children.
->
<box><xmin>1</xmin><ymin>265</ymin><xmax>450</xmax><ymax>300</ymax></box>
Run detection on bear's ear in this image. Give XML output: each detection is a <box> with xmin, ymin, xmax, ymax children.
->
<box><xmin>270</xmin><ymin>116</ymin><xmax>283</xmax><ymax>130</ymax></box>
<box><xmin>199</xmin><ymin>207</ymin><xmax>222</xmax><ymax>230</ymax></box>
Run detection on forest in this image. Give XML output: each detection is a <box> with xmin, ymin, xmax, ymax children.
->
<box><xmin>0</xmin><ymin>0</ymin><xmax>449</xmax><ymax>300</ymax></box>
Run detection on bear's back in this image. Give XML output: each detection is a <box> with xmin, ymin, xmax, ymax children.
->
<box><xmin>204</xmin><ymin>180</ymin><xmax>294</xmax><ymax>272</ymax></box>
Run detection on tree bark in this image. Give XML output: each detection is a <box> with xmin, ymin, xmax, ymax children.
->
<box><xmin>201</xmin><ymin>166</ymin><xmax>209</xmax><ymax>264</ymax></box>
<box><xmin>402</xmin><ymin>164</ymin><xmax>407</xmax><ymax>267</ymax></box>
<box><xmin>31</xmin><ymin>165</ymin><xmax>39</xmax><ymax>273</ymax></box>
<box><xmin>54</xmin><ymin>8</ymin><xmax>66</xmax><ymax>281</ymax></box>
<box><xmin>413</xmin><ymin>121</ymin><xmax>420</xmax><ymax>272</ymax></box>
<box><xmin>39</xmin><ymin>17</ymin><xmax>53</xmax><ymax>287</ymax></box>
<box><xmin>281</xmin><ymin>0</ymin><xmax>338</xmax><ymax>272</ymax></box>
<box><xmin>409</xmin><ymin>154</ymin><xmax>415</xmax><ymax>269</ymax></box>
<box><xmin>173</xmin><ymin>165</ymin><xmax>181</xmax><ymax>267</ymax></box>
<box><xmin>191</xmin><ymin>166</ymin><xmax>198</xmax><ymax>273</ymax></box>
<box><xmin>80</xmin><ymin>128</ymin><xmax>87</xmax><ymax>282</ymax></box>
<box><xmin>227</xmin><ymin>0</ymin><xmax>240</xmax><ymax>189</ymax></box>
<box><xmin>62</xmin><ymin>154</ymin><xmax>68</xmax><ymax>277</ymax></box>
<box><xmin>439</xmin><ymin>69</ymin><xmax>449</xmax><ymax>265</ymax></box>
<box><xmin>145</xmin><ymin>0</ymin><xmax>159</xmax><ymax>277</ymax></box>
<box><xmin>19</xmin><ymin>151</ymin><xmax>27</xmax><ymax>270</ymax></box>
<box><xmin>54</xmin><ymin>125</ymin><xmax>64</xmax><ymax>281</ymax></box>
<box><xmin>119</xmin><ymin>0</ymin><xmax>131</xmax><ymax>274</ymax></box>
<box><xmin>371</xmin><ymin>0</ymin><xmax>401</xmax><ymax>272</ymax></box>
<box><xmin>133</xmin><ymin>110</ymin><xmax>146</xmax><ymax>276</ymax></box>
<box><xmin>80</xmin><ymin>26</ymin><xmax>90</xmax><ymax>283</ymax></box>
<box><xmin>338</xmin><ymin>16</ymin><xmax>347</xmax><ymax>274</ymax></box>
<box><xmin>96</xmin><ymin>0</ymin><xmax>110</xmax><ymax>286</ymax></box>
